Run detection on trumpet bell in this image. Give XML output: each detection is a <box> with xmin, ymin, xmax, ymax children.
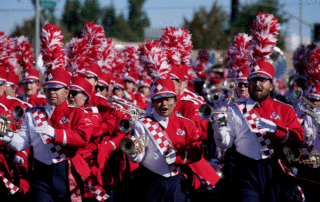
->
<box><xmin>119</xmin><ymin>119</ymin><xmax>131</xmax><ymax>133</ymax></box>
<box><xmin>224</xmin><ymin>78</ymin><xmax>237</xmax><ymax>91</ymax></box>
<box><xmin>293</xmin><ymin>88</ymin><xmax>303</xmax><ymax>100</ymax></box>
<box><xmin>119</xmin><ymin>138</ymin><xmax>135</xmax><ymax>154</ymax></box>
<box><xmin>199</xmin><ymin>104</ymin><xmax>213</xmax><ymax>120</ymax></box>
<box><xmin>13</xmin><ymin>105</ymin><xmax>25</xmax><ymax>120</ymax></box>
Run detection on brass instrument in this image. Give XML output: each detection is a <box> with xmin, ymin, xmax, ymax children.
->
<box><xmin>108</xmin><ymin>97</ymin><xmax>146</xmax><ymax>114</ymax></box>
<box><xmin>285</xmin><ymin>147</ymin><xmax>320</xmax><ymax>169</ymax></box>
<box><xmin>119</xmin><ymin>119</ymin><xmax>131</xmax><ymax>133</ymax></box>
<box><xmin>119</xmin><ymin>135</ymin><xmax>148</xmax><ymax>154</ymax></box>
<box><xmin>198</xmin><ymin>103</ymin><xmax>231</xmax><ymax>121</ymax></box>
<box><xmin>293</xmin><ymin>87</ymin><xmax>320</xmax><ymax>121</ymax></box>
<box><xmin>0</xmin><ymin>106</ymin><xmax>25</xmax><ymax>134</ymax></box>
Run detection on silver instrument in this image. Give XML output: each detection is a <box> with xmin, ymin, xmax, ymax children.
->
<box><xmin>108</xmin><ymin>97</ymin><xmax>146</xmax><ymax>115</ymax></box>
<box><xmin>293</xmin><ymin>88</ymin><xmax>320</xmax><ymax>121</ymax></box>
<box><xmin>198</xmin><ymin>103</ymin><xmax>231</xmax><ymax>121</ymax></box>
<box><xmin>119</xmin><ymin>119</ymin><xmax>131</xmax><ymax>134</ymax></box>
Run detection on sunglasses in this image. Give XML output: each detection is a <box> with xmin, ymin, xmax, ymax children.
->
<box><xmin>237</xmin><ymin>82</ymin><xmax>248</xmax><ymax>88</ymax></box>
<box><xmin>69</xmin><ymin>91</ymin><xmax>83</xmax><ymax>97</ymax></box>
<box><xmin>95</xmin><ymin>85</ymin><xmax>107</xmax><ymax>92</ymax></box>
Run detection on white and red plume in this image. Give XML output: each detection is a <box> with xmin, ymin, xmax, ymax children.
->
<box><xmin>193</xmin><ymin>49</ymin><xmax>209</xmax><ymax>79</ymax></box>
<box><xmin>250</xmin><ymin>12</ymin><xmax>280</xmax><ymax>62</ymax></box>
<box><xmin>40</xmin><ymin>24</ymin><xmax>67</xmax><ymax>70</ymax></box>
<box><xmin>0</xmin><ymin>32</ymin><xmax>19</xmax><ymax>73</ymax></box>
<box><xmin>67</xmin><ymin>37</ymin><xmax>89</xmax><ymax>76</ymax></box>
<box><xmin>98</xmin><ymin>38</ymin><xmax>116</xmax><ymax>73</ymax></box>
<box><xmin>82</xmin><ymin>22</ymin><xmax>105</xmax><ymax>62</ymax></box>
<box><xmin>139</xmin><ymin>40</ymin><xmax>170</xmax><ymax>81</ymax></box>
<box><xmin>15</xmin><ymin>36</ymin><xmax>36</xmax><ymax>71</ymax></box>
<box><xmin>160</xmin><ymin>26</ymin><xmax>193</xmax><ymax>66</ymax></box>
<box><xmin>307</xmin><ymin>46</ymin><xmax>320</xmax><ymax>83</ymax></box>
<box><xmin>227</xmin><ymin>33</ymin><xmax>252</xmax><ymax>78</ymax></box>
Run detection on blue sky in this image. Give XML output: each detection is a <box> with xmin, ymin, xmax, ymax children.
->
<box><xmin>0</xmin><ymin>0</ymin><xmax>319</xmax><ymax>47</ymax></box>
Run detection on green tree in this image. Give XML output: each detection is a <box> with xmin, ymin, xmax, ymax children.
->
<box><xmin>61</xmin><ymin>0</ymin><xmax>83</xmax><ymax>37</ymax></box>
<box><xmin>128</xmin><ymin>0</ymin><xmax>150</xmax><ymax>41</ymax></box>
<box><xmin>80</xmin><ymin>0</ymin><xmax>101</xmax><ymax>24</ymax></box>
<box><xmin>111</xmin><ymin>13</ymin><xmax>138</xmax><ymax>42</ymax></box>
<box><xmin>183</xmin><ymin>1</ymin><xmax>231</xmax><ymax>50</ymax></box>
<box><xmin>230</xmin><ymin>0</ymin><xmax>289</xmax><ymax>50</ymax></box>
<box><xmin>101</xmin><ymin>4</ymin><xmax>117</xmax><ymax>37</ymax></box>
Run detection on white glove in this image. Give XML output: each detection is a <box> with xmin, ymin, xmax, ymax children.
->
<box><xmin>211</xmin><ymin>113</ymin><xmax>228</xmax><ymax>127</ymax></box>
<box><xmin>0</xmin><ymin>132</ymin><xmax>14</xmax><ymax>144</ymax></box>
<box><xmin>33</xmin><ymin>125</ymin><xmax>55</xmax><ymax>139</ymax></box>
<box><xmin>13</xmin><ymin>155</ymin><xmax>24</xmax><ymax>165</ymax></box>
<box><xmin>256</xmin><ymin>118</ymin><xmax>277</xmax><ymax>133</ymax></box>
<box><xmin>165</xmin><ymin>147</ymin><xmax>176</xmax><ymax>165</ymax></box>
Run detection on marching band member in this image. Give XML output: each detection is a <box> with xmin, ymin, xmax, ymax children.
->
<box><xmin>295</xmin><ymin>46</ymin><xmax>320</xmax><ymax>201</ymax></box>
<box><xmin>19</xmin><ymin>68</ymin><xmax>47</xmax><ymax>107</ymax></box>
<box><xmin>5</xmin><ymin>72</ymin><xmax>19</xmax><ymax>98</ymax></box>
<box><xmin>0</xmin><ymin>24</ymin><xmax>108</xmax><ymax>202</ymax></box>
<box><xmin>213</xmin><ymin>13</ymin><xmax>305</xmax><ymax>201</ymax></box>
<box><xmin>96</xmin><ymin>72</ymin><xmax>112</xmax><ymax>98</ymax></box>
<box><xmin>134</xmin><ymin>40</ymin><xmax>220</xmax><ymax>202</ymax></box>
<box><xmin>135</xmin><ymin>79</ymin><xmax>152</xmax><ymax>110</ymax></box>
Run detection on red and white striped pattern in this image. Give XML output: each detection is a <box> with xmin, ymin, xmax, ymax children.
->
<box><xmin>236</xmin><ymin>102</ymin><xmax>274</xmax><ymax>159</ymax></box>
<box><xmin>0</xmin><ymin>173</ymin><xmax>19</xmax><ymax>195</ymax></box>
<box><xmin>140</xmin><ymin>116</ymin><xmax>180</xmax><ymax>175</ymax></box>
<box><xmin>31</xmin><ymin>108</ymin><xmax>67</xmax><ymax>163</ymax></box>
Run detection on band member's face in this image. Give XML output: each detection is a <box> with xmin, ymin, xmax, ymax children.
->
<box><xmin>139</xmin><ymin>86</ymin><xmax>150</xmax><ymax>97</ymax></box>
<box><xmin>236</xmin><ymin>82</ymin><xmax>249</xmax><ymax>98</ymax></box>
<box><xmin>5</xmin><ymin>84</ymin><xmax>16</xmax><ymax>97</ymax></box>
<box><xmin>23</xmin><ymin>81</ymin><xmax>39</xmax><ymax>97</ymax></box>
<box><xmin>153</xmin><ymin>97</ymin><xmax>176</xmax><ymax>117</ymax></box>
<box><xmin>114</xmin><ymin>88</ymin><xmax>124</xmax><ymax>98</ymax></box>
<box><xmin>45</xmin><ymin>88</ymin><xmax>69</xmax><ymax>106</ymax></box>
<box><xmin>125</xmin><ymin>81</ymin><xmax>135</xmax><ymax>92</ymax></box>
<box><xmin>248</xmin><ymin>77</ymin><xmax>273</xmax><ymax>102</ymax></box>
<box><xmin>68</xmin><ymin>91</ymin><xmax>87</xmax><ymax>107</ymax></box>
<box><xmin>0</xmin><ymin>82</ymin><xmax>6</xmax><ymax>97</ymax></box>
<box><xmin>85</xmin><ymin>76</ymin><xmax>98</xmax><ymax>88</ymax></box>
<box><xmin>171</xmin><ymin>79</ymin><xmax>181</xmax><ymax>94</ymax></box>
<box><xmin>96</xmin><ymin>85</ymin><xmax>108</xmax><ymax>97</ymax></box>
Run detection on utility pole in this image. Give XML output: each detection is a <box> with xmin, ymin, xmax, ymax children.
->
<box><xmin>299</xmin><ymin>0</ymin><xmax>303</xmax><ymax>46</ymax></box>
<box><xmin>35</xmin><ymin>0</ymin><xmax>40</xmax><ymax>68</ymax></box>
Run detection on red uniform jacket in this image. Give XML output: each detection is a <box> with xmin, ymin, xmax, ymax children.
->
<box><xmin>134</xmin><ymin>93</ymin><xmax>148</xmax><ymax>110</ymax></box>
<box><xmin>18</xmin><ymin>92</ymin><xmax>47</xmax><ymax>107</ymax></box>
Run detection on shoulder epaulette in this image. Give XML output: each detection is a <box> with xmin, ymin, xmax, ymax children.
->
<box><xmin>6</xmin><ymin>96</ymin><xmax>33</xmax><ymax>108</ymax></box>
<box><xmin>37</xmin><ymin>94</ymin><xmax>46</xmax><ymax>99</ymax></box>
<box><xmin>67</xmin><ymin>105</ymin><xmax>88</xmax><ymax>113</ymax></box>
<box><xmin>0</xmin><ymin>103</ymin><xmax>10</xmax><ymax>112</ymax></box>
<box><xmin>175</xmin><ymin>111</ymin><xmax>196</xmax><ymax>125</ymax></box>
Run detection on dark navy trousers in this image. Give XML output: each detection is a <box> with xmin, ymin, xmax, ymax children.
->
<box><xmin>29</xmin><ymin>159</ymin><xmax>75</xmax><ymax>202</ymax></box>
<box><xmin>233</xmin><ymin>152</ymin><xmax>287</xmax><ymax>202</ymax></box>
<box><xmin>131</xmin><ymin>165</ymin><xmax>190</xmax><ymax>202</ymax></box>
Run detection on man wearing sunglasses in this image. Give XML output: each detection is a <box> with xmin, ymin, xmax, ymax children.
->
<box><xmin>235</xmin><ymin>68</ymin><xmax>250</xmax><ymax>99</ymax></box>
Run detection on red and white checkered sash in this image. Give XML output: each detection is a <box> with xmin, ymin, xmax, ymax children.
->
<box><xmin>139</xmin><ymin>116</ymin><xmax>181</xmax><ymax>176</ymax></box>
<box><xmin>235</xmin><ymin>102</ymin><xmax>275</xmax><ymax>159</ymax></box>
<box><xmin>0</xmin><ymin>173</ymin><xmax>19</xmax><ymax>195</ymax></box>
<box><xmin>31</xmin><ymin>108</ymin><xmax>67</xmax><ymax>164</ymax></box>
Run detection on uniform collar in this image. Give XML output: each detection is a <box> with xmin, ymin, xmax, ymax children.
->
<box><xmin>0</xmin><ymin>94</ymin><xmax>7</xmax><ymax>103</ymax></box>
<box><xmin>153</xmin><ymin>111</ymin><xmax>169</xmax><ymax>129</ymax></box>
<box><xmin>246</xmin><ymin>96</ymin><xmax>272</xmax><ymax>111</ymax></box>
<box><xmin>44</xmin><ymin>101</ymin><xmax>68</xmax><ymax>118</ymax></box>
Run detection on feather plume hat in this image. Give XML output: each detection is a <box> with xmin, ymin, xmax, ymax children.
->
<box><xmin>248</xmin><ymin>12</ymin><xmax>280</xmax><ymax>80</ymax></box>
<box><xmin>40</xmin><ymin>24</ymin><xmax>71</xmax><ymax>88</ymax></box>
<box><xmin>15</xmin><ymin>35</ymin><xmax>39</xmax><ymax>82</ymax></box>
<box><xmin>160</xmin><ymin>26</ymin><xmax>193</xmax><ymax>83</ymax></box>
<box><xmin>227</xmin><ymin>33</ymin><xmax>252</xmax><ymax>82</ymax></box>
<box><xmin>139</xmin><ymin>40</ymin><xmax>175</xmax><ymax>99</ymax></box>
<box><xmin>0</xmin><ymin>32</ymin><xmax>20</xmax><ymax>85</ymax></box>
<box><xmin>305</xmin><ymin>45</ymin><xmax>320</xmax><ymax>99</ymax></box>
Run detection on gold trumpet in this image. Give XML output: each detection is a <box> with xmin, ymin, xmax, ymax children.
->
<box><xmin>119</xmin><ymin>135</ymin><xmax>148</xmax><ymax>154</ymax></box>
<box><xmin>0</xmin><ymin>105</ymin><xmax>25</xmax><ymax>133</ymax></box>
<box><xmin>287</xmin><ymin>148</ymin><xmax>320</xmax><ymax>169</ymax></box>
